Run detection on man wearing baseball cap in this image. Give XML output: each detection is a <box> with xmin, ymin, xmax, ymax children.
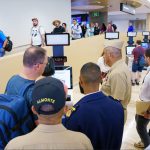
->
<box><xmin>101</xmin><ymin>40</ymin><xmax>132</xmax><ymax>123</ymax></box>
<box><xmin>5</xmin><ymin>77</ymin><xmax>93</xmax><ymax>150</ymax></box>
<box><xmin>31</xmin><ymin>18</ymin><xmax>45</xmax><ymax>47</ymax></box>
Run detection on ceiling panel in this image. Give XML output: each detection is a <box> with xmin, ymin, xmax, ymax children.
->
<box><xmin>71</xmin><ymin>0</ymin><xmax>109</xmax><ymax>12</ymax></box>
<box><xmin>71</xmin><ymin>0</ymin><xmax>150</xmax><ymax>14</ymax></box>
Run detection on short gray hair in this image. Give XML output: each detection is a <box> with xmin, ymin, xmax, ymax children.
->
<box><xmin>104</xmin><ymin>46</ymin><xmax>122</xmax><ymax>58</ymax></box>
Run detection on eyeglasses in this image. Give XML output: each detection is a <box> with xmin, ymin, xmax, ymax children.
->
<box><xmin>40</xmin><ymin>61</ymin><xmax>48</xmax><ymax>65</ymax></box>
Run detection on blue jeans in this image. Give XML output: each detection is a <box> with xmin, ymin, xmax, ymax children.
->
<box><xmin>135</xmin><ymin>114</ymin><xmax>150</xmax><ymax>147</ymax></box>
<box><xmin>0</xmin><ymin>48</ymin><xmax>5</xmax><ymax>57</ymax></box>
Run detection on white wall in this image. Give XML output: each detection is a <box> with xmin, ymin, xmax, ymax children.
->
<box><xmin>0</xmin><ymin>0</ymin><xmax>71</xmax><ymax>47</ymax></box>
<box><xmin>112</xmin><ymin>20</ymin><xmax>129</xmax><ymax>33</ymax></box>
<box><xmin>108</xmin><ymin>13</ymin><xmax>147</xmax><ymax>32</ymax></box>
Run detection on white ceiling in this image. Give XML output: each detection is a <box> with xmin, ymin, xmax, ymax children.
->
<box><xmin>71</xmin><ymin>0</ymin><xmax>150</xmax><ymax>15</ymax></box>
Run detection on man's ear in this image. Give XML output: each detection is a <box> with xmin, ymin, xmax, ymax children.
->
<box><xmin>33</xmin><ymin>63</ymin><xmax>40</xmax><ymax>71</ymax></box>
<box><xmin>79</xmin><ymin>76</ymin><xmax>83</xmax><ymax>86</ymax></box>
<box><xmin>32</xmin><ymin>106</ymin><xmax>38</xmax><ymax>115</ymax></box>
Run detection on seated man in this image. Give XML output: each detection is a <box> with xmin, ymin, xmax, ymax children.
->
<box><xmin>5</xmin><ymin>46</ymin><xmax>48</xmax><ymax>106</ymax></box>
<box><xmin>63</xmin><ymin>62</ymin><xmax>124</xmax><ymax>150</ymax></box>
<box><xmin>5</xmin><ymin>77</ymin><xmax>93</xmax><ymax>150</ymax></box>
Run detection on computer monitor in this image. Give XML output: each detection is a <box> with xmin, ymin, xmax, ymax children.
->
<box><xmin>45</xmin><ymin>33</ymin><xmax>70</xmax><ymax>46</ymax></box>
<box><xmin>127</xmin><ymin>32</ymin><xmax>137</xmax><ymax>37</ymax></box>
<box><xmin>126</xmin><ymin>46</ymin><xmax>136</xmax><ymax>55</ymax></box>
<box><xmin>142</xmin><ymin>31</ymin><xmax>150</xmax><ymax>36</ymax></box>
<box><xmin>52</xmin><ymin>66</ymin><xmax>73</xmax><ymax>89</ymax></box>
<box><xmin>141</xmin><ymin>42</ymin><xmax>150</xmax><ymax>49</ymax></box>
<box><xmin>105</xmin><ymin>32</ymin><xmax>119</xmax><ymax>39</ymax></box>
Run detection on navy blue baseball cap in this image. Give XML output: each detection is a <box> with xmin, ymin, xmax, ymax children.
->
<box><xmin>32</xmin><ymin>77</ymin><xmax>66</xmax><ymax>115</ymax></box>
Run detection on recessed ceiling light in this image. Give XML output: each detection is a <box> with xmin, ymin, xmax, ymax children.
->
<box><xmin>96</xmin><ymin>1</ymin><xmax>101</xmax><ymax>4</ymax></box>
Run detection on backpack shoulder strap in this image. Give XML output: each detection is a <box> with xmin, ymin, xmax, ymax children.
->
<box><xmin>18</xmin><ymin>82</ymin><xmax>34</xmax><ymax>96</ymax></box>
<box><xmin>137</xmin><ymin>47</ymin><xmax>143</xmax><ymax>57</ymax></box>
<box><xmin>0</xmin><ymin>128</ymin><xmax>7</xmax><ymax>147</ymax></box>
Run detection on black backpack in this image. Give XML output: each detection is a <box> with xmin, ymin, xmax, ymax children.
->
<box><xmin>4</xmin><ymin>37</ymin><xmax>13</xmax><ymax>52</ymax></box>
<box><xmin>42</xmin><ymin>57</ymin><xmax>55</xmax><ymax>76</ymax></box>
<box><xmin>112</xmin><ymin>24</ymin><xmax>117</xmax><ymax>31</ymax></box>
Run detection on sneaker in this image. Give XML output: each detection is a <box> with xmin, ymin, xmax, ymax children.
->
<box><xmin>134</xmin><ymin>141</ymin><xmax>144</xmax><ymax>148</ymax></box>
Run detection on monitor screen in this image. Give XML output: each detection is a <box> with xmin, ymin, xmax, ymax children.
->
<box><xmin>141</xmin><ymin>42</ymin><xmax>150</xmax><ymax>49</ymax></box>
<box><xmin>105</xmin><ymin>32</ymin><xmax>119</xmax><ymax>39</ymax></box>
<box><xmin>142</xmin><ymin>31</ymin><xmax>150</xmax><ymax>36</ymax></box>
<box><xmin>45</xmin><ymin>33</ymin><xmax>70</xmax><ymax>46</ymax></box>
<box><xmin>72</xmin><ymin>17</ymin><xmax>82</xmax><ymax>24</ymax></box>
<box><xmin>126</xmin><ymin>46</ymin><xmax>136</xmax><ymax>55</ymax></box>
<box><xmin>52</xmin><ymin>66</ymin><xmax>73</xmax><ymax>89</ymax></box>
<box><xmin>127</xmin><ymin>32</ymin><xmax>137</xmax><ymax>37</ymax></box>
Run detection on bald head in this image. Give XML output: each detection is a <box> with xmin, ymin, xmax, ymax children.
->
<box><xmin>80</xmin><ymin>62</ymin><xmax>101</xmax><ymax>84</ymax></box>
<box><xmin>23</xmin><ymin>46</ymin><xmax>47</xmax><ymax>68</ymax></box>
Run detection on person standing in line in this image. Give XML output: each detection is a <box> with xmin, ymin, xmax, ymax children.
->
<box><xmin>128</xmin><ymin>22</ymin><xmax>134</xmax><ymax>32</ymax></box>
<box><xmin>94</xmin><ymin>23</ymin><xmax>100</xmax><ymax>35</ymax></box>
<box><xmin>63</xmin><ymin>62</ymin><xmax>124</xmax><ymax>150</ymax></box>
<box><xmin>100</xmin><ymin>23</ymin><xmax>107</xmax><ymax>34</ymax></box>
<box><xmin>5</xmin><ymin>77</ymin><xmax>93</xmax><ymax>150</ymax></box>
<box><xmin>31</xmin><ymin>18</ymin><xmax>45</xmax><ymax>47</ymax></box>
<box><xmin>52</xmin><ymin>20</ymin><xmax>65</xmax><ymax>34</ymax></box>
<box><xmin>5</xmin><ymin>46</ymin><xmax>48</xmax><ymax>107</ymax></box>
<box><xmin>62</xmin><ymin>23</ymin><xmax>68</xmax><ymax>33</ymax></box>
<box><xmin>106</xmin><ymin>22</ymin><xmax>114</xmax><ymax>32</ymax></box>
<box><xmin>97</xmin><ymin>52</ymin><xmax>110</xmax><ymax>79</ymax></box>
<box><xmin>131</xmin><ymin>40</ymin><xmax>145</xmax><ymax>86</ymax></box>
<box><xmin>0</xmin><ymin>30</ymin><xmax>8</xmax><ymax>57</ymax></box>
<box><xmin>87</xmin><ymin>23</ymin><xmax>95</xmax><ymax>37</ymax></box>
<box><xmin>101</xmin><ymin>41</ymin><xmax>132</xmax><ymax>123</ymax></box>
<box><xmin>81</xmin><ymin>24</ymin><xmax>87</xmax><ymax>38</ymax></box>
<box><xmin>71</xmin><ymin>19</ymin><xmax>82</xmax><ymax>40</ymax></box>
<box><xmin>134</xmin><ymin>48</ymin><xmax>150</xmax><ymax>149</ymax></box>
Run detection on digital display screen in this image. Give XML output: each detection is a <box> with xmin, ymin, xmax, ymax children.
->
<box><xmin>72</xmin><ymin>17</ymin><xmax>81</xmax><ymax>23</ymax></box>
<box><xmin>141</xmin><ymin>42</ymin><xmax>150</xmax><ymax>49</ymax></box>
<box><xmin>52</xmin><ymin>66</ymin><xmax>73</xmax><ymax>89</ymax></box>
<box><xmin>126</xmin><ymin>46</ymin><xmax>136</xmax><ymax>55</ymax></box>
<box><xmin>127</xmin><ymin>32</ymin><xmax>137</xmax><ymax>37</ymax></box>
<box><xmin>105</xmin><ymin>32</ymin><xmax>119</xmax><ymax>39</ymax></box>
<box><xmin>45</xmin><ymin>33</ymin><xmax>70</xmax><ymax>46</ymax></box>
<box><xmin>142</xmin><ymin>31</ymin><xmax>150</xmax><ymax>36</ymax></box>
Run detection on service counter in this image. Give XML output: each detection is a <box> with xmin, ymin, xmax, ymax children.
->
<box><xmin>0</xmin><ymin>33</ymin><xmax>143</xmax><ymax>93</ymax></box>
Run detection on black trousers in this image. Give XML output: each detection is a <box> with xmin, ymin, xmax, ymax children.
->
<box><xmin>135</xmin><ymin>114</ymin><xmax>150</xmax><ymax>147</ymax></box>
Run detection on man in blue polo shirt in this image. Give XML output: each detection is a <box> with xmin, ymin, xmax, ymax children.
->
<box><xmin>0</xmin><ymin>30</ymin><xmax>7</xmax><ymax>57</ymax></box>
<box><xmin>63</xmin><ymin>62</ymin><xmax>124</xmax><ymax>150</ymax></box>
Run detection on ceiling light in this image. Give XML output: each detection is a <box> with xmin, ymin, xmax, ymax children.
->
<box><xmin>96</xmin><ymin>1</ymin><xmax>101</xmax><ymax>4</ymax></box>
